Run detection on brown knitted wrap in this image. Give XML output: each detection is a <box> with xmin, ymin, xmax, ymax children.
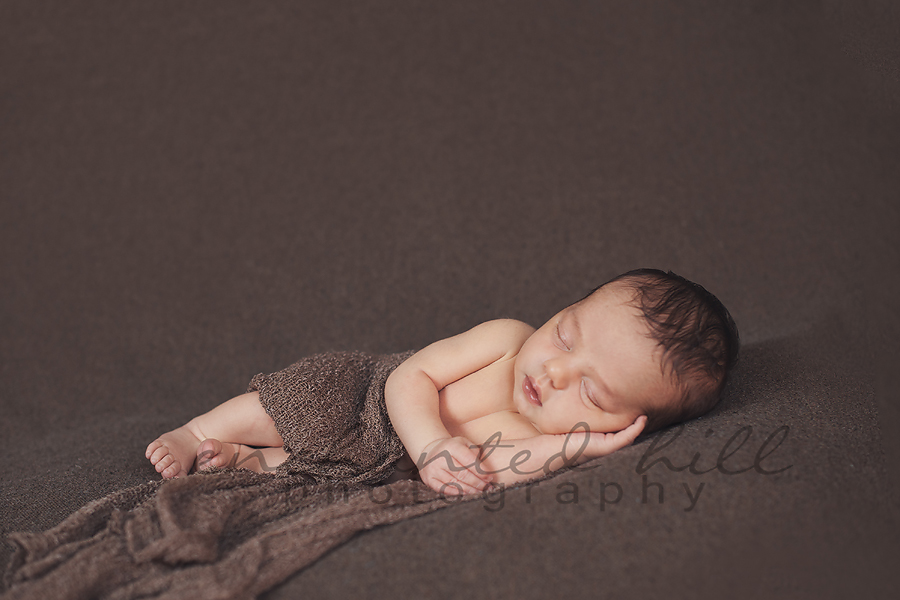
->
<box><xmin>2</xmin><ymin>350</ymin><xmax>468</xmax><ymax>600</ymax></box>
<box><xmin>247</xmin><ymin>350</ymin><xmax>415</xmax><ymax>484</ymax></box>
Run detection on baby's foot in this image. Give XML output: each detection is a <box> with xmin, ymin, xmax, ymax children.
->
<box><xmin>145</xmin><ymin>426</ymin><xmax>203</xmax><ymax>478</ymax></box>
<box><xmin>196</xmin><ymin>439</ymin><xmax>239</xmax><ymax>471</ymax></box>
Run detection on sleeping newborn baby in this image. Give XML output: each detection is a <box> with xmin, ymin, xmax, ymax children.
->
<box><xmin>146</xmin><ymin>268</ymin><xmax>739</xmax><ymax>495</ymax></box>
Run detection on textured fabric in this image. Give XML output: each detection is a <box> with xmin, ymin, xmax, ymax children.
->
<box><xmin>2</xmin><ymin>2</ymin><xmax>898</xmax><ymax>598</ymax></box>
<box><xmin>2</xmin><ymin>351</ymin><xmax>457</xmax><ymax>600</ymax></box>
<box><xmin>2</xmin><ymin>475</ymin><xmax>453</xmax><ymax>600</ymax></box>
<box><xmin>248</xmin><ymin>350</ymin><xmax>415</xmax><ymax>483</ymax></box>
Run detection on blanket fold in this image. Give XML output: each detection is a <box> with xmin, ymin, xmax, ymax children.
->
<box><xmin>3</xmin><ymin>351</ymin><xmax>459</xmax><ymax>600</ymax></box>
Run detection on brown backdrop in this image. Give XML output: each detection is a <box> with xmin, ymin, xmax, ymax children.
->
<box><xmin>2</xmin><ymin>1</ymin><xmax>898</xmax><ymax>598</ymax></box>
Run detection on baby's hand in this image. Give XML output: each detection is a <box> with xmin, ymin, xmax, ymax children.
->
<box><xmin>416</xmin><ymin>436</ymin><xmax>493</xmax><ymax>496</ymax></box>
<box><xmin>563</xmin><ymin>415</ymin><xmax>648</xmax><ymax>463</ymax></box>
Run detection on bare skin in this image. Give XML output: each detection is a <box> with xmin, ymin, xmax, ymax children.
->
<box><xmin>145</xmin><ymin>391</ymin><xmax>288</xmax><ymax>478</ymax></box>
<box><xmin>146</xmin><ymin>282</ymin><xmax>668</xmax><ymax>492</ymax></box>
<box><xmin>385</xmin><ymin>283</ymin><xmax>668</xmax><ymax>494</ymax></box>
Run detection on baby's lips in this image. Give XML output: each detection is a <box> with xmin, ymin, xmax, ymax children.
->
<box><xmin>531</xmin><ymin>377</ymin><xmax>543</xmax><ymax>405</ymax></box>
<box><xmin>523</xmin><ymin>376</ymin><xmax>542</xmax><ymax>406</ymax></box>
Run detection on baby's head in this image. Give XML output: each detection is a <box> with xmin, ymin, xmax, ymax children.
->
<box><xmin>582</xmin><ymin>269</ymin><xmax>740</xmax><ymax>433</ymax></box>
<box><xmin>513</xmin><ymin>268</ymin><xmax>739</xmax><ymax>436</ymax></box>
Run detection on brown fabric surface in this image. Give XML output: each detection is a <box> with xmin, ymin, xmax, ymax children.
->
<box><xmin>3</xmin><ymin>476</ymin><xmax>452</xmax><ymax>600</ymax></box>
<box><xmin>1</xmin><ymin>2</ymin><xmax>898</xmax><ymax>598</ymax></box>
<box><xmin>2</xmin><ymin>351</ymin><xmax>453</xmax><ymax>600</ymax></box>
<box><xmin>248</xmin><ymin>350</ymin><xmax>415</xmax><ymax>483</ymax></box>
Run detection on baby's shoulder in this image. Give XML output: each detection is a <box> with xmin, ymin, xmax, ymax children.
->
<box><xmin>472</xmin><ymin>318</ymin><xmax>535</xmax><ymax>351</ymax></box>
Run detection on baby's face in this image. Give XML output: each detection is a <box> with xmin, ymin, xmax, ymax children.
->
<box><xmin>512</xmin><ymin>282</ymin><xmax>674</xmax><ymax>435</ymax></box>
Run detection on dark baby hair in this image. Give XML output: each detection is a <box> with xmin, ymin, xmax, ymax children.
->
<box><xmin>585</xmin><ymin>268</ymin><xmax>740</xmax><ymax>433</ymax></box>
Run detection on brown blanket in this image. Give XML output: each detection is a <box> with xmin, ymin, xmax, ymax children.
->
<box><xmin>2</xmin><ymin>352</ymin><xmax>466</xmax><ymax>600</ymax></box>
<box><xmin>249</xmin><ymin>350</ymin><xmax>414</xmax><ymax>483</ymax></box>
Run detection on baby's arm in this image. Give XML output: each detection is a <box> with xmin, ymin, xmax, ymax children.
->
<box><xmin>474</xmin><ymin>416</ymin><xmax>647</xmax><ymax>487</ymax></box>
<box><xmin>385</xmin><ymin>319</ymin><xmax>534</xmax><ymax>495</ymax></box>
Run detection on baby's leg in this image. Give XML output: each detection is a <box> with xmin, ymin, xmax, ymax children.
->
<box><xmin>195</xmin><ymin>439</ymin><xmax>289</xmax><ymax>473</ymax></box>
<box><xmin>146</xmin><ymin>391</ymin><xmax>284</xmax><ymax>478</ymax></box>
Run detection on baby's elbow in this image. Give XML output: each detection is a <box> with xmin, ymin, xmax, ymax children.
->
<box><xmin>384</xmin><ymin>368</ymin><xmax>404</xmax><ymax>406</ymax></box>
<box><xmin>385</xmin><ymin>364</ymin><xmax>435</xmax><ymax>407</ymax></box>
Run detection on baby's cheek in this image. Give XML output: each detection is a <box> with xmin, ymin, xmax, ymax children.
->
<box><xmin>612</xmin><ymin>413</ymin><xmax>639</xmax><ymax>433</ymax></box>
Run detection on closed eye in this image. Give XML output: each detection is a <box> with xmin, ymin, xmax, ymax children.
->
<box><xmin>555</xmin><ymin>322</ymin><xmax>570</xmax><ymax>350</ymax></box>
<box><xmin>582</xmin><ymin>380</ymin><xmax>601</xmax><ymax>409</ymax></box>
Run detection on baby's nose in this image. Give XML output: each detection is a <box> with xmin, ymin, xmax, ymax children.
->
<box><xmin>545</xmin><ymin>359</ymin><xmax>572</xmax><ymax>389</ymax></box>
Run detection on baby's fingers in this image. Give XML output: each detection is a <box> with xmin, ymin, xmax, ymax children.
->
<box><xmin>436</xmin><ymin>459</ymin><xmax>492</xmax><ymax>495</ymax></box>
<box><xmin>605</xmin><ymin>416</ymin><xmax>647</xmax><ymax>450</ymax></box>
<box><xmin>581</xmin><ymin>416</ymin><xmax>648</xmax><ymax>458</ymax></box>
<box><xmin>437</xmin><ymin>477</ymin><xmax>484</xmax><ymax>496</ymax></box>
<box><xmin>619</xmin><ymin>415</ymin><xmax>647</xmax><ymax>442</ymax></box>
<box><xmin>445</xmin><ymin>439</ymin><xmax>493</xmax><ymax>482</ymax></box>
<box><xmin>452</xmin><ymin>463</ymin><xmax>494</xmax><ymax>493</ymax></box>
<box><xmin>419</xmin><ymin>436</ymin><xmax>493</xmax><ymax>495</ymax></box>
<box><xmin>421</xmin><ymin>468</ymin><xmax>485</xmax><ymax>496</ymax></box>
<box><xmin>426</xmin><ymin>463</ymin><xmax>492</xmax><ymax>496</ymax></box>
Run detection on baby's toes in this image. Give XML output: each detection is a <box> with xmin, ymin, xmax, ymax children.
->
<box><xmin>196</xmin><ymin>439</ymin><xmax>222</xmax><ymax>465</ymax></box>
<box><xmin>145</xmin><ymin>440</ymin><xmax>163</xmax><ymax>460</ymax></box>
<box><xmin>149</xmin><ymin>444</ymin><xmax>171</xmax><ymax>466</ymax></box>
<box><xmin>161</xmin><ymin>462</ymin><xmax>186</xmax><ymax>479</ymax></box>
<box><xmin>155</xmin><ymin>453</ymin><xmax>175</xmax><ymax>474</ymax></box>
